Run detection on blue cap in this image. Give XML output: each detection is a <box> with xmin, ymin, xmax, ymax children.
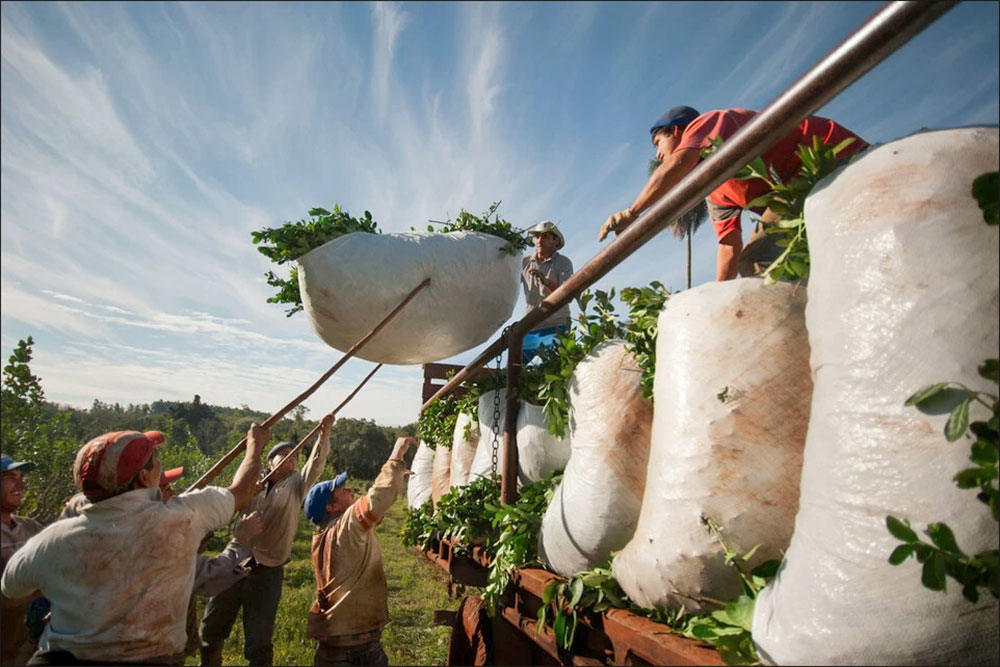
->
<box><xmin>267</xmin><ymin>442</ymin><xmax>296</xmax><ymax>462</ymax></box>
<box><xmin>304</xmin><ymin>471</ymin><xmax>348</xmax><ymax>525</ymax></box>
<box><xmin>650</xmin><ymin>105</ymin><xmax>700</xmax><ymax>135</ymax></box>
<box><xmin>1</xmin><ymin>454</ymin><xmax>35</xmax><ymax>474</ymax></box>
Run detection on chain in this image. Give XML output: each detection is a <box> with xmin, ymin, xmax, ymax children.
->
<box><xmin>490</xmin><ymin>326</ymin><xmax>510</xmax><ymax>483</ymax></box>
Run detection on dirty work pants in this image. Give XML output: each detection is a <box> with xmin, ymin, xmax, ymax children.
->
<box><xmin>200</xmin><ymin>563</ymin><xmax>284</xmax><ymax>666</ymax></box>
<box><xmin>313</xmin><ymin>640</ymin><xmax>389</xmax><ymax>667</ymax></box>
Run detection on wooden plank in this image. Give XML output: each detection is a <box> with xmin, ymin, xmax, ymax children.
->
<box><xmin>602</xmin><ymin>609</ymin><xmax>725</xmax><ymax>667</ymax></box>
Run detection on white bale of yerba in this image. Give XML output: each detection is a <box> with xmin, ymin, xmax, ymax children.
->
<box><xmin>468</xmin><ymin>389</ymin><xmax>506</xmax><ymax>483</ymax></box>
<box><xmin>430</xmin><ymin>444</ymin><xmax>452</xmax><ymax>508</ymax></box>
<box><xmin>613</xmin><ymin>278</ymin><xmax>810</xmax><ymax>613</ymax></box>
<box><xmin>406</xmin><ymin>440</ymin><xmax>434</xmax><ymax>509</ymax></box>
<box><xmin>538</xmin><ymin>340</ymin><xmax>653</xmax><ymax>577</ymax></box>
<box><xmin>753</xmin><ymin>128</ymin><xmax>1000</xmax><ymax>666</ymax></box>
<box><xmin>450</xmin><ymin>412</ymin><xmax>480</xmax><ymax>489</ymax></box>
<box><xmin>517</xmin><ymin>403</ymin><xmax>571</xmax><ymax>484</ymax></box>
<box><xmin>298</xmin><ymin>231</ymin><xmax>520</xmax><ymax>364</ymax></box>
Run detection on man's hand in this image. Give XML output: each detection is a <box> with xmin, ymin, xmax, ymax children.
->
<box><xmin>247</xmin><ymin>422</ymin><xmax>270</xmax><ymax>457</ymax></box>
<box><xmin>233</xmin><ymin>511</ymin><xmax>264</xmax><ymax>544</ymax></box>
<box><xmin>319</xmin><ymin>413</ymin><xmax>334</xmax><ymax>442</ymax></box>
<box><xmin>598</xmin><ymin>209</ymin><xmax>635</xmax><ymax>242</ymax></box>
<box><xmin>390</xmin><ymin>436</ymin><xmax>417</xmax><ymax>462</ymax></box>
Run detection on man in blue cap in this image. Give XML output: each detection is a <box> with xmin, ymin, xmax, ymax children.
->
<box><xmin>303</xmin><ymin>436</ymin><xmax>416</xmax><ymax>667</ymax></box>
<box><xmin>599</xmin><ymin>106</ymin><xmax>868</xmax><ymax>281</ymax></box>
<box><xmin>2</xmin><ymin>454</ymin><xmax>43</xmax><ymax>667</ymax></box>
<box><xmin>200</xmin><ymin>414</ymin><xmax>333</xmax><ymax>666</ymax></box>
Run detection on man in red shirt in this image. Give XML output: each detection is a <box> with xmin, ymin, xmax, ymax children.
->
<box><xmin>599</xmin><ymin>106</ymin><xmax>868</xmax><ymax>281</ymax></box>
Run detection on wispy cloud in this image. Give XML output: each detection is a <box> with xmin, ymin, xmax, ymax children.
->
<box><xmin>371</xmin><ymin>1</ymin><xmax>410</xmax><ymax>120</ymax></box>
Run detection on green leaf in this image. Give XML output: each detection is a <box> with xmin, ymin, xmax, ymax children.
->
<box><xmin>978</xmin><ymin>358</ymin><xmax>999</xmax><ymax>383</ymax></box>
<box><xmin>710</xmin><ymin>595</ymin><xmax>755</xmax><ymax>632</ymax></box>
<box><xmin>541</xmin><ymin>581</ymin><xmax>556</xmax><ymax>605</ymax></box>
<box><xmin>886</xmin><ymin>516</ymin><xmax>919</xmax><ymax>543</ymax></box>
<box><xmin>922</xmin><ymin>551</ymin><xmax>947</xmax><ymax>591</ymax></box>
<box><xmin>889</xmin><ymin>544</ymin><xmax>914</xmax><ymax>565</ymax></box>
<box><xmin>953</xmin><ymin>468</ymin><xmax>983</xmax><ymax>489</ymax></box>
<box><xmin>568</xmin><ymin>577</ymin><xmax>584</xmax><ymax>608</ymax></box>
<box><xmin>926</xmin><ymin>523</ymin><xmax>961</xmax><ymax>554</ymax></box>
<box><xmin>553</xmin><ymin>612</ymin><xmax>567</xmax><ymax>647</ymax></box>
<box><xmin>905</xmin><ymin>383</ymin><xmax>949</xmax><ymax>407</ymax></box>
<box><xmin>971</xmin><ymin>171</ymin><xmax>999</xmax><ymax>226</ymax></box>
<box><xmin>750</xmin><ymin>559</ymin><xmax>780</xmax><ymax>578</ymax></box>
<box><xmin>945</xmin><ymin>399</ymin><xmax>971</xmax><ymax>442</ymax></box>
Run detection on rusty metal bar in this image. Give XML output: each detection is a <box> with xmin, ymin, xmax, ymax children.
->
<box><xmin>187</xmin><ymin>279</ymin><xmax>430</xmax><ymax>492</ymax></box>
<box><xmin>511</xmin><ymin>0</ymin><xmax>956</xmax><ymax>338</ymax></box>
<box><xmin>500</xmin><ymin>336</ymin><xmax>523</xmax><ymax>505</ymax></box>
<box><xmin>258</xmin><ymin>363</ymin><xmax>383</xmax><ymax>487</ymax></box>
<box><xmin>420</xmin><ymin>335</ymin><xmax>507</xmax><ymax>412</ymax></box>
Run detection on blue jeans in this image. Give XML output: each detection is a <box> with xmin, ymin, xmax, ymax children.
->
<box><xmin>522</xmin><ymin>325</ymin><xmax>567</xmax><ymax>364</ymax></box>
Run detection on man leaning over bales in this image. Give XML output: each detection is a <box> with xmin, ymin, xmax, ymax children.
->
<box><xmin>0</xmin><ymin>423</ymin><xmax>269</xmax><ymax>666</ymax></box>
<box><xmin>303</xmin><ymin>436</ymin><xmax>416</xmax><ymax>667</ymax></box>
<box><xmin>200</xmin><ymin>413</ymin><xmax>334</xmax><ymax>666</ymax></box>
<box><xmin>1</xmin><ymin>455</ymin><xmax>44</xmax><ymax>667</ymax></box>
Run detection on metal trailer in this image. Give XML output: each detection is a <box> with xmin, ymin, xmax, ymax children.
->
<box><xmin>413</xmin><ymin>3</ymin><xmax>960</xmax><ymax>664</ymax></box>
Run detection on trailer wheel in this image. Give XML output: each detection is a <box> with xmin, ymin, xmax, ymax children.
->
<box><xmin>446</xmin><ymin>594</ymin><xmax>492</xmax><ymax>666</ymax></box>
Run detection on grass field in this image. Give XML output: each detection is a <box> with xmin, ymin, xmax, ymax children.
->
<box><xmin>186</xmin><ymin>484</ymin><xmax>459</xmax><ymax>666</ymax></box>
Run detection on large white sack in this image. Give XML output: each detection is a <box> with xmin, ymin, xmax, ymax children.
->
<box><xmin>406</xmin><ymin>440</ymin><xmax>435</xmax><ymax>509</ymax></box>
<box><xmin>612</xmin><ymin>279</ymin><xmax>810</xmax><ymax>612</ymax></box>
<box><xmin>753</xmin><ymin>128</ymin><xmax>1000</xmax><ymax>666</ymax></box>
<box><xmin>431</xmin><ymin>444</ymin><xmax>452</xmax><ymax>507</ymax></box>
<box><xmin>450</xmin><ymin>412</ymin><xmax>480</xmax><ymax>489</ymax></box>
<box><xmin>298</xmin><ymin>231</ymin><xmax>520</xmax><ymax>364</ymax></box>
<box><xmin>517</xmin><ymin>403</ymin><xmax>571</xmax><ymax>484</ymax></box>
<box><xmin>468</xmin><ymin>389</ymin><xmax>507</xmax><ymax>483</ymax></box>
<box><xmin>539</xmin><ymin>341</ymin><xmax>653</xmax><ymax>577</ymax></box>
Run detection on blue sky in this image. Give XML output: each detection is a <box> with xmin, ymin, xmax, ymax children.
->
<box><xmin>2</xmin><ymin>1</ymin><xmax>998</xmax><ymax>426</ymax></box>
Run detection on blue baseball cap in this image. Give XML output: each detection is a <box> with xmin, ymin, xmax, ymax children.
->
<box><xmin>304</xmin><ymin>471</ymin><xmax>349</xmax><ymax>525</ymax></box>
<box><xmin>650</xmin><ymin>105</ymin><xmax>700</xmax><ymax>135</ymax></box>
<box><xmin>1</xmin><ymin>454</ymin><xmax>35</xmax><ymax>474</ymax></box>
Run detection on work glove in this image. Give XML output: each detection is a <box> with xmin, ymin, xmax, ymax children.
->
<box><xmin>598</xmin><ymin>209</ymin><xmax>635</xmax><ymax>242</ymax></box>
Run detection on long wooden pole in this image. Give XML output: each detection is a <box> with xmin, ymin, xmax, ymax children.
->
<box><xmin>258</xmin><ymin>363</ymin><xmax>383</xmax><ymax>486</ymax></box>
<box><xmin>185</xmin><ymin>279</ymin><xmax>430</xmax><ymax>492</ymax></box>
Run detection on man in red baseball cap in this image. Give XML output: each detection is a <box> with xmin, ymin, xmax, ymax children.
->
<box><xmin>599</xmin><ymin>106</ymin><xmax>868</xmax><ymax>281</ymax></box>
<box><xmin>0</xmin><ymin>423</ymin><xmax>270</xmax><ymax>666</ymax></box>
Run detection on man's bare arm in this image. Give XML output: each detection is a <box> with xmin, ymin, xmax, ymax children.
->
<box><xmin>629</xmin><ymin>147</ymin><xmax>702</xmax><ymax>218</ymax></box>
<box><xmin>227</xmin><ymin>423</ymin><xmax>268</xmax><ymax>513</ymax></box>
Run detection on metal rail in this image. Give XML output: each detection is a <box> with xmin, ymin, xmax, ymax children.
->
<box><xmin>422</xmin><ymin>0</ymin><xmax>956</xmax><ymax>505</ymax></box>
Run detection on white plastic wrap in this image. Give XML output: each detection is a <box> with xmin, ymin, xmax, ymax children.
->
<box><xmin>406</xmin><ymin>440</ymin><xmax>434</xmax><ymax>510</ymax></box>
<box><xmin>517</xmin><ymin>402</ymin><xmax>571</xmax><ymax>484</ymax></box>
<box><xmin>450</xmin><ymin>412</ymin><xmax>480</xmax><ymax>489</ymax></box>
<box><xmin>468</xmin><ymin>389</ymin><xmax>506</xmax><ymax>483</ymax></box>
<box><xmin>298</xmin><ymin>231</ymin><xmax>521</xmax><ymax>364</ymax></box>
<box><xmin>612</xmin><ymin>279</ymin><xmax>810</xmax><ymax>612</ymax></box>
<box><xmin>539</xmin><ymin>341</ymin><xmax>653</xmax><ymax>577</ymax></box>
<box><xmin>430</xmin><ymin>444</ymin><xmax>452</xmax><ymax>507</ymax></box>
<box><xmin>753</xmin><ymin>128</ymin><xmax>1000</xmax><ymax>666</ymax></box>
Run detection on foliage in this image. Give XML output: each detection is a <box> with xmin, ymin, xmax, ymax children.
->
<box><xmin>517</xmin><ymin>289</ymin><xmax>627</xmax><ymax>438</ymax></box>
<box><xmin>887</xmin><ymin>357</ymin><xmax>999</xmax><ymax>602</ymax></box>
<box><xmin>538</xmin><ymin>567</ymin><xmax>629</xmax><ymax>651</ymax></box>
<box><xmin>401</xmin><ymin>500</ymin><xmax>437</xmax><ymax>550</ymax></box>
<box><xmin>1</xmin><ymin>337</ymin><xmax>46</xmax><ymax>451</ymax></box>
<box><xmin>429</xmin><ymin>476</ymin><xmax>500</xmax><ymax>553</ymax></box>
<box><xmin>972</xmin><ymin>171</ymin><xmax>999</xmax><ymax>226</ymax></box>
<box><xmin>701</xmin><ymin>134</ymin><xmax>857</xmax><ymax>285</ymax></box>
<box><xmin>482</xmin><ymin>472</ymin><xmax>562</xmax><ymax>610</ymax></box>
<box><xmin>419</xmin><ymin>201</ymin><xmax>529</xmax><ymax>257</ymax></box>
<box><xmin>251</xmin><ymin>205</ymin><xmax>381</xmax><ymax>316</ymax></box>
<box><xmin>417</xmin><ymin>393</ymin><xmax>461</xmax><ymax>450</ymax></box>
<box><xmin>620</xmin><ymin>282</ymin><xmax>671</xmax><ymax>401</ymax></box>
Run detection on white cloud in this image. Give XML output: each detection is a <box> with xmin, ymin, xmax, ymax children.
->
<box><xmin>371</xmin><ymin>2</ymin><xmax>410</xmax><ymax>119</ymax></box>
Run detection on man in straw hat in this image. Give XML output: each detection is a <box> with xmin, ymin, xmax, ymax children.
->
<box><xmin>0</xmin><ymin>423</ymin><xmax>269</xmax><ymax>665</ymax></box>
<box><xmin>521</xmin><ymin>220</ymin><xmax>575</xmax><ymax>363</ymax></box>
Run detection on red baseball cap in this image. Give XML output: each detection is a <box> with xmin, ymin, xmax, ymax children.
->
<box><xmin>160</xmin><ymin>467</ymin><xmax>184</xmax><ymax>487</ymax></box>
<box><xmin>73</xmin><ymin>431</ymin><xmax>166</xmax><ymax>501</ymax></box>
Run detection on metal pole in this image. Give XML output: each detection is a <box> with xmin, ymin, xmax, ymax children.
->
<box><xmin>187</xmin><ymin>279</ymin><xmax>431</xmax><ymax>492</ymax></box>
<box><xmin>500</xmin><ymin>334</ymin><xmax>523</xmax><ymax>505</ymax></box>
<box><xmin>259</xmin><ymin>363</ymin><xmax>383</xmax><ymax>487</ymax></box>
<box><xmin>420</xmin><ymin>335</ymin><xmax>507</xmax><ymax>412</ymax></box>
<box><xmin>514</xmin><ymin>0</ymin><xmax>955</xmax><ymax>335</ymax></box>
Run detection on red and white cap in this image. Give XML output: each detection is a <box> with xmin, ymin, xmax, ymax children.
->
<box><xmin>73</xmin><ymin>430</ymin><xmax>166</xmax><ymax>501</ymax></box>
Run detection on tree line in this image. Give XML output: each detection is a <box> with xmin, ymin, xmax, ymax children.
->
<box><xmin>1</xmin><ymin>337</ymin><xmax>415</xmax><ymax>522</ymax></box>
